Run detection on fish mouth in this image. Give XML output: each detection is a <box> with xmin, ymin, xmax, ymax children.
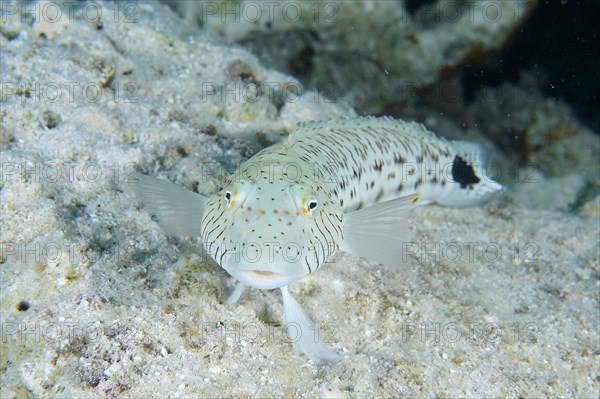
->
<box><xmin>232</xmin><ymin>268</ymin><xmax>301</xmax><ymax>289</ymax></box>
<box><xmin>240</xmin><ymin>270</ymin><xmax>285</xmax><ymax>280</ymax></box>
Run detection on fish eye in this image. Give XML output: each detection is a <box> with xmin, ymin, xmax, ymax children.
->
<box><xmin>304</xmin><ymin>196</ymin><xmax>319</xmax><ymax>218</ymax></box>
<box><xmin>288</xmin><ymin>185</ymin><xmax>319</xmax><ymax>219</ymax></box>
<box><xmin>223</xmin><ymin>188</ymin><xmax>235</xmax><ymax>210</ymax></box>
<box><xmin>222</xmin><ymin>181</ymin><xmax>254</xmax><ymax>212</ymax></box>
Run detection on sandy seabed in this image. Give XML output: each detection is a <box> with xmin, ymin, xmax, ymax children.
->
<box><xmin>1</xmin><ymin>1</ymin><xmax>598</xmax><ymax>397</ymax></box>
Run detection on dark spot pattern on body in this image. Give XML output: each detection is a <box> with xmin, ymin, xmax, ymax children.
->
<box><xmin>452</xmin><ymin>156</ymin><xmax>480</xmax><ymax>189</ymax></box>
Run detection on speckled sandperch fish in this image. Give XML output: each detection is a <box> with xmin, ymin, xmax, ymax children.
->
<box><xmin>134</xmin><ymin>116</ymin><xmax>502</xmax><ymax>363</ymax></box>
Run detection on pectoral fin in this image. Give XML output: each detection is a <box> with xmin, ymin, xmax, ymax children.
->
<box><xmin>340</xmin><ymin>194</ymin><xmax>418</xmax><ymax>268</ymax></box>
<box><xmin>133</xmin><ymin>174</ymin><xmax>208</xmax><ymax>237</ymax></box>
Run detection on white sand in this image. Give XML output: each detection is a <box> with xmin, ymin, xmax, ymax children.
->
<box><xmin>1</xmin><ymin>2</ymin><xmax>598</xmax><ymax>397</ymax></box>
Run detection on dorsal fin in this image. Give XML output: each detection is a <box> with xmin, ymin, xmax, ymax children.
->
<box><xmin>287</xmin><ymin>116</ymin><xmax>437</xmax><ymax>143</ymax></box>
<box><xmin>287</xmin><ymin>118</ymin><xmax>350</xmax><ymax>143</ymax></box>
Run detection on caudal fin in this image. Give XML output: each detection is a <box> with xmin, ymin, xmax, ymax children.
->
<box><xmin>439</xmin><ymin>141</ymin><xmax>503</xmax><ymax>208</ymax></box>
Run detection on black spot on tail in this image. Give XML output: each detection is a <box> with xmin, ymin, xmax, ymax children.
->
<box><xmin>452</xmin><ymin>156</ymin><xmax>480</xmax><ymax>189</ymax></box>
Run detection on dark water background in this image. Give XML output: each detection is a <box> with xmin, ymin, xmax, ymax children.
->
<box><xmin>460</xmin><ymin>0</ymin><xmax>599</xmax><ymax>132</ymax></box>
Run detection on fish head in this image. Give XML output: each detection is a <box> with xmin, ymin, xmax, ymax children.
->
<box><xmin>201</xmin><ymin>178</ymin><xmax>343</xmax><ymax>289</ymax></box>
